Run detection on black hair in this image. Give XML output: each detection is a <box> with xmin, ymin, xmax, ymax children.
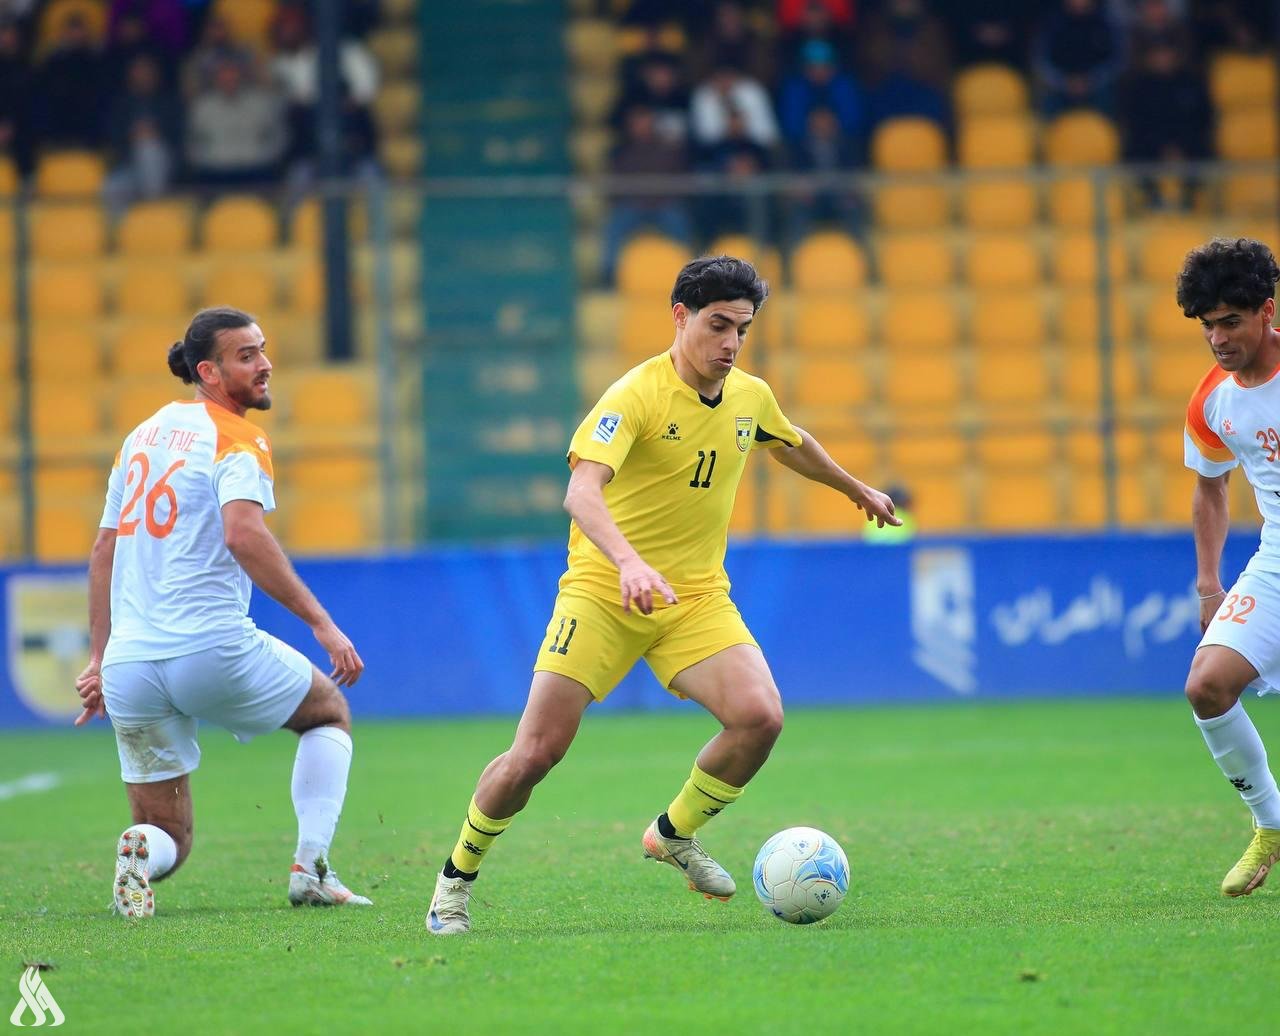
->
<box><xmin>1176</xmin><ymin>237</ymin><xmax>1280</xmax><ymax>318</ymax></box>
<box><xmin>670</xmin><ymin>255</ymin><xmax>768</xmax><ymax>313</ymax></box>
<box><xmin>166</xmin><ymin>306</ymin><xmax>255</xmax><ymax>385</ymax></box>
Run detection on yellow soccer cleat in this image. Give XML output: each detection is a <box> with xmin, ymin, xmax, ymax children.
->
<box><xmin>1221</xmin><ymin>826</ymin><xmax>1280</xmax><ymax>897</ymax></box>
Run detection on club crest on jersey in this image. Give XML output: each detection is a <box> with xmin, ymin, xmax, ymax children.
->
<box><xmin>591</xmin><ymin>412</ymin><xmax>622</xmax><ymax>445</ymax></box>
<box><xmin>735</xmin><ymin>417</ymin><xmax>753</xmax><ymax>452</ymax></box>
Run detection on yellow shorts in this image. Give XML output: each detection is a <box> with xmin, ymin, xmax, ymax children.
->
<box><xmin>532</xmin><ymin>588</ymin><xmax>759</xmax><ymax>701</ymax></box>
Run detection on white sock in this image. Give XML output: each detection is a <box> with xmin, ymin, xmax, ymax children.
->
<box><xmin>128</xmin><ymin>823</ymin><xmax>178</xmax><ymax>879</ymax></box>
<box><xmin>1195</xmin><ymin>700</ymin><xmax>1280</xmax><ymax>829</ymax></box>
<box><xmin>291</xmin><ymin>726</ymin><xmax>353</xmax><ymax>871</ymax></box>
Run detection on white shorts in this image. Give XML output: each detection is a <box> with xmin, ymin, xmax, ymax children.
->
<box><xmin>1198</xmin><ymin>568</ymin><xmax>1280</xmax><ymax>697</ymax></box>
<box><xmin>102</xmin><ymin>631</ymin><xmax>314</xmax><ymax>784</ymax></box>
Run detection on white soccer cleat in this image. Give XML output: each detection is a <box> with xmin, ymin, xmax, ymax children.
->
<box><xmin>642</xmin><ymin>818</ymin><xmax>736</xmax><ymax>901</ymax></box>
<box><xmin>288</xmin><ymin>861</ymin><xmax>372</xmax><ymax>906</ymax></box>
<box><xmin>113</xmin><ymin>828</ymin><xmax>155</xmax><ymax>919</ymax></box>
<box><xmin>425</xmin><ymin>871</ymin><xmax>473</xmax><ymax>935</ymax></box>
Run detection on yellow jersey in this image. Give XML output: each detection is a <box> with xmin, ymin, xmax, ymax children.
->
<box><xmin>563</xmin><ymin>351</ymin><xmax>801</xmax><ymax>600</ymax></box>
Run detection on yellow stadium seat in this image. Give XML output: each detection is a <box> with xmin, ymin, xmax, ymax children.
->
<box><xmin>1149</xmin><ymin>342</ymin><xmax>1215</xmax><ymax>402</ymax></box>
<box><xmin>975</xmin><ymin>427</ymin><xmax>1056</xmax><ymax>468</ymax></box>
<box><xmin>1046</xmin><ymin>177</ymin><xmax>1123</xmax><ymax>228</ymax></box>
<box><xmin>964</xmin><ymin>234</ymin><xmax>1041</xmax><ymax>289</ymax></box>
<box><xmin>971</xmin><ymin>347</ymin><xmax>1051</xmax><ymax>405</ymax></box>
<box><xmin>789</xmin><ymin>475</ymin><xmax>874</xmax><ymax>536</ymax></box>
<box><xmin>1058</xmin><ymin>339</ymin><xmax>1141</xmax><ymax>403</ymax></box>
<box><xmin>953</xmin><ymin>64</ymin><xmax>1029</xmax><ymax>117</ymax></box>
<box><xmin>1222</xmin><ymin>172</ymin><xmax>1280</xmax><ymax>215</ymax></box>
<box><xmin>882</xmin><ymin>291</ymin><xmax>960</xmax><ymax>350</ymax></box>
<box><xmin>290</xmin><ymin>366</ymin><xmax>376</xmax><ymax>430</ymax></box>
<box><xmin>709</xmin><ymin>235</ymin><xmax>782</xmax><ymax>287</ymax></box>
<box><xmin>789</xmin><ymin>354</ymin><xmax>870</xmax><ymax>410</ymax></box>
<box><xmin>372</xmin><ymin>81</ymin><xmax>422</xmax><ymax>135</ymax></box>
<box><xmin>1144</xmin><ymin>296</ymin><xmax>1201</xmax><ymax>347</ymax></box>
<box><xmin>977</xmin><ymin>468</ymin><xmax>1059</xmax><ymax>530</ymax></box>
<box><xmin>30</xmin><ymin>322</ymin><xmax>102</xmax><ymax>380</ymax></box>
<box><xmin>960</xmin><ymin>180</ymin><xmax>1038</xmax><ymax>230</ymax></box>
<box><xmin>790</xmin><ymin>296</ymin><xmax>869</xmax><ymax>352</ymax></box>
<box><xmin>30</xmin><ymin>263</ymin><xmax>104</xmax><ymax>319</ymax></box>
<box><xmin>1050</xmin><ymin>232</ymin><xmax>1128</xmax><ymax>286</ymax></box>
<box><xmin>211</xmin><ymin>0</ymin><xmax>275</xmax><ymax>46</ymax></box>
<box><xmin>110</xmin><ymin>377</ymin><xmax>179</xmax><ymax>437</ymax></box>
<box><xmin>1057</xmin><ymin>290</ymin><xmax>1134</xmax><ymax>346</ymax></box>
<box><xmin>34</xmin><ymin>462</ymin><xmax>103</xmax><ymax>498</ymax></box>
<box><xmin>870</xmin><ymin>117</ymin><xmax>948</xmax><ymax>172</ymax></box>
<box><xmin>117</xmin><ymin>201</ymin><xmax>194</xmax><ymax>256</ymax></box>
<box><xmin>1064</xmin><ymin>461</ymin><xmax>1151</xmax><ymax>527</ymax></box>
<box><xmin>29</xmin><ymin>203</ymin><xmax>107</xmax><ymax>259</ymax></box>
<box><xmin>570</xmin><ymin>126</ymin><xmax>612</xmax><ymax>174</ymax></box>
<box><xmin>873</xmin><ymin>183</ymin><xmax>951</xmax><ymax>230</ymax></box>
<box><xmin>33</xmin><ymin>150</ymin><xmax>105</xmax><ymax>197</ymax></box>
<box><xmin>1136</xmin><ymin>217</ymin><xmax>1212</xmax><ymax>284</ymax></box>
<box><xmin>1157</xmin><ymin>455</ymin><xmax>1198</xmax><ymax>525</ymax></box>
<box><xmin>790</xmin><ymin>231</ymin><xmax>867</xmax><ymax>292</ymax></box>
<box><xmin>115</xmin><ymin>263</ymin><xmax>189</xmax><ymax>318</ymax></box>
<box><xmin>0</xmin><ymin>156</ymin><xmax>17</xmax><ymax>195</ymax></box>
<box><xmin>291</xmin><ymin>452</ymin><xmax>378</xmax><ymax>492</ymax></box>
<box><xmin>1216</xmin><ymin>108</ymin><xmax>1278</xmax><ymax>160</ymax></box>
<box><xmin>577</xmin><ymin>291</ymin><xmax>619</xmax><ymax>351</ymax></box>
<box><xmin>886</xmin><ymin>430</ymin><xmax>967</xmax><ymax>471</ymax></box>
<box><xmin>565</xmin><ymin>19</ymin><xmax>619</xmax><ymax>73</ymax></box>
<box><xmin>617</xmin><ymin>235</ymin><xmax>688</xmax><ymax>297</ymax></box>
<box><xmin>619</xmin><ymin>295</ymin><xmax>675</xmax><ymax>358</ymax></box>
<box><xmin>1064</xmin><ymin>425</ymin><xmax>1145</xmax><ymax>468</ymax></box>
<box><xmin>881</xmin><ymin>352</ymin><xmax>963</xmax><ymax>407</ymax></box>
<box><xmin>289</xmin><ymin>197</ymin><xmax>368</xmax><ymax>248</ymax></box>
<box><xmin>280</xmin><ymin>491</ymin><xmax>378</xmax><ymax>555</ymax></box>
<box><xmin>34</xmin><ymin>496</ymin><xmax>101</xmax><ymax>562</ymax></box>
<box><xmin>0</xmin><ymin>208</ymin><xmax>13</xmax><ymax>261</ymax></box>
<box><xmin>201</xmin><ymin>196</ymin><xmax>279</xmax><ymax>251</ymax></box>
<box><xmin>203</xmin><ymin>262</ymin><xmax>280</xmax><ymax>314</ymax></box>
<box><xmin>571</xmin><ymin>76</ymin><xmax>619</xmax><ymax>124</ymax></box>
<box><xmin>878</xmin><ymin>233</ymin><xmax>954</xmax><ymax>289</ymax></box>
<box><xmin>290</xmin><ymin>258</ymin><xmax>324</xmax><ymax>315</ymax></box>
<box><xmin>366</xmin><ymin>27</ymin><xmax>419</xmax><ymax>78</ymax></box>
<box><xmin>32</xmin><ymin>382</ymin><xmax>102</xmax><ymax>439</ymax></box>
<box><xmin>37</xmin><ymin>0</ymin><xmax>107</xmax><ymax>52</ymax></box>
<box><xmin>957</xmin><ymin>116</ymin><xmax>1035</xmax><ymax>168</ymax></box>
<box><xmin>970</xmin><ymin>293</ymin><xmax>1049</xmax><ymax>349</ymax></box>
<box><xmin>1209</xmin><ymin>51</ymin><xmax>1278</xmax><ymax>109</ymax></box>
<box><xmin>903</xmin><ymin>471</ymin><xmax>971</xmax><ymax>531</ymax></box>
<box><xmin>111</xmin><ymin>319</ymin><xmax>185</xmax><ymax>377</ymax></box>
<box><xmin>1043</xmin><ymin>110</ymin><xmax>1120</xmax><ymax>166</ymax></box>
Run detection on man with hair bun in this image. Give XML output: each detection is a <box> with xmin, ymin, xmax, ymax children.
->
<box><xmin>426</xmin><ymin>256</ymin><xmax>899</xmax><ymax>934</ymax></box>
<box><xmin>75</xmin><ymin>307</ymin><xmax>371</xmax><ymax>916</ymax></box>
<box><xmin>1179</xmin><ymin>238</ymin><xmax>1280</xmax><ymax>896</ymax></box>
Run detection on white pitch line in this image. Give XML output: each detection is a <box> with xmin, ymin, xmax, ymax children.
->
<box><xmin>0</xmin><ymin>772</ymin><xmax>61</xmax><ymax>801</ymax></box>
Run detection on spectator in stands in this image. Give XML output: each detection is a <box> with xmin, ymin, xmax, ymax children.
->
<box><xmin>104</xmin><ymin>53</ymin><xmax>182</xmax><ymax>216</ymax></box>
<box><xmin>944</xmin><ymin>1</ymin><xmax>1031</xmax><ymax>70</ymax></box>
<box><xmin>1127</xmin><ymin>0</ymin><xmax>1193</xmax><ymax>58</ymax></box>
<box><xmin>108</xmin><ymin>0</ymin><xmax>187</xmax><ymax>55</ymax></box>
<box><xmin>778</xmin><ymin>39</ymin><xmax>865</xmax><ymax>147</ymax></box>
<box><xmin>0</xmin><ymin>17</ymin><xmax>32</xmax><ymax>174</ymax></box>
<box><xmin>857</xmin><ymin>0</ymin><xmax>952</xmax><ymax>131</ymax></box>
<box><xmin>181</xmin><ymin>14</ymin><xmax>259</xmax><ymax>98</ymax></box>
<box><xmin>1120</xmin><ymin>37</ymin><xmax>1212</xmax><ymax>210</ymax></box>
<box><xmin>104</xmin><ymin>9</ymin><xmax>175</xmax><ymax>91</ymax></box>
<box><xmin>1193</xmin><ymin>0</ymin><xmax>1274</xmax><ymax>53</ymax></box>
<box><xmin>601</xmin><ymin>104</ymin><xmax>692</xmax><ymax>285</ymax></box>
<box><xmin>691</xmin><ymin>1</ymin><xmax>774</xmax><ymax>87</ymax></box>
<box><xmin>29</xmin><ymin>12</ymin><xmax>106</xmax><ymax>150</ymax></box>
<box><xmin>1032</xmin><ymin>0</ymin><xmax>1125</xmax><ymax>115</ymax></box>
<box><xmin>778</xmin><ymin>0</ymin><xmax>855</xmax><ymax>74</ymax></box>
<box><xmin>690</xmin><ymin>59</ymin><xmax>780</xmax><ymax>158</ymax></box>
<box><xmin>186</xmin><ymin>56</ymin><xmax>287</xmax><ymax>187</ymax></box>
<box><xmin>613</xmin><ymin>51</ymin><xmax>690</xmax><ymax>146</ymax></box>
<box><xmin>788</xmin><ymin>104</ymin><xmax>863</xmax><ymax>234</ymax></box>
<box><xmin>697</xmin><ymin>110</ymin><xmax>773</xmax><ymax>239</ymax></box>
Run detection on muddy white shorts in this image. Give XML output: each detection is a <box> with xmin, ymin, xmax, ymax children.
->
<box><xmin>1198</xmin><ymin>567</ymin><xmax>1280</xmax><ymax>697</ymax></box>
<box><xmin>102</xmin><ymin>631</ymin><xmax>314</xmax><ymax>783</ymax></box>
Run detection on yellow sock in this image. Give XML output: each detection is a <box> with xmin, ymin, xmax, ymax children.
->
<box><xmin>449</xmin><ymin>797</ymin><xmax>513</xmax><ymax>876</ymax></box>
<box><xmin>666</xmin><ymin>765</ymin><xmax>744</xmax><ymax>838</ymax></box>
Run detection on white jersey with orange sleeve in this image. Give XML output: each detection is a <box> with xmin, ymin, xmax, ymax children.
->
<box><xmin>1184</xmin><ymin>363</ymin><xmax>1280</xmax><ymax>573</ymax></box>
<box><xmin>100</xmin><ymin>399</ymin><xmax>276</xmax><ymax>666</ymax></box>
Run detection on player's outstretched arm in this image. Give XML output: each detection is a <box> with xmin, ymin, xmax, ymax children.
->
<box><xmin>74</xmin><ymin>527</ymin><xmax>117</xmax><ymax>726</ymax></box>
<box><xmin>1193</xmin><ymin>471</ymin><xmax>1231</xmax><ymax>631</ymax></box>
<box><xmin>222</xmin><ymin>499</ymin><xmax>365</xmax><ymax>686</ymax></box>
<box><xmin>769</xmin><ymin>425</ymin><xmax>901</xmax><ymax>528</ymax></box>
<box><xmin>563</xmin><ymin>459</ymin><xmax>677</xmax><ymax>615</ymax></box>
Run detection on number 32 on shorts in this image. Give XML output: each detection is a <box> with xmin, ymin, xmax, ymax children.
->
<box><xmin>1216</xmin><ymin>593</ymin><xmax>1257</xmax><ymax>625</ymax></box>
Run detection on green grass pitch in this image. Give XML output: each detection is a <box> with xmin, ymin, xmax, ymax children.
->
<box><xmin>4</xmin><ymin>697</ymin><xmax>1280</xmax><ymax>1034</ymax></box>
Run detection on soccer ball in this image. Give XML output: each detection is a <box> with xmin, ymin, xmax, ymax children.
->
<box><xmin>752</xmin><ymin>827</ymin><xmax>849</xmax><ymax>924</ymax></box>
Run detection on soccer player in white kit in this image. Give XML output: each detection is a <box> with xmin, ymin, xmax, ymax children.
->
<box><xmin>1181</xmin><ymin>238</ymin><xmax>1280</xmax><ymax>895</ymax></box>
<box><xmin>74</xmin><ymin>307</ymin><xmax>372</xmax><ymax>916</ymax></box>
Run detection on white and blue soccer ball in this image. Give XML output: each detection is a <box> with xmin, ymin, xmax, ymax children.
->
<box><xmin>752</xmin><ymin>826</ymin><xmax>849</xmax><ymax>925</ymax></box>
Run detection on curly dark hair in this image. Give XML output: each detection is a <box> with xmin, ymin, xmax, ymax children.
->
<box><xmin>670</xmin><ymin>256</ymin><xmax>769</xmax><ymax>313</ymax></box>
<box><xmin>1176</xmin><ymin>237</ymin><xmax>1280</xmax><ymax>317</ymax></box>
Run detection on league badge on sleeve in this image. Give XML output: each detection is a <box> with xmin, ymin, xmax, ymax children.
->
<box><xmin>735</xmin><ymin>417</ymin><xmax>754</xmax><ymax>452</ymax></box>
<box><xmin>592</xmin><ymin>412</ymin><xmax>623</xmax><ymax>445</ymax></box>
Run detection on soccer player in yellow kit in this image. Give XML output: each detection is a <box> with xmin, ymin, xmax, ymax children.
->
<box><xmin>426</xmin><ymin>256</ymin><xmax>899</xmax><ymax>934</ymax></box>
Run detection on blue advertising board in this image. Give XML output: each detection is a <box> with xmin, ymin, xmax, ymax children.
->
<box><xmin>0</xmin><ymin>532</ymin><xmax>1263</xmax><ymax>728</ymax></box>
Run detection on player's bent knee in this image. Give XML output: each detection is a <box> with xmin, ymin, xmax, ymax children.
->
<box><xmin>1184</xmin><ymin>666</ymin><xmax>1239</xmax><ymax>718</ymax></box>
<box><xmin>285</xmin><ymin>672</ymin><xmax>352</xmax><ymax>734</ymax></box>
<box><xmin>510</xmin><ymin>741</ymin><xmax>566</xmax><ymax>786</ymax></box>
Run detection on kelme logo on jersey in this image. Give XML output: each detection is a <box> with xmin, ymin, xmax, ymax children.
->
<box><xmin>662</xmin><ymin>422</ymin><xmax>681</xmax><ymax>441</ymax></box>
<box><xmin>591</xmin><ymin>412</ymin><xmax>622</xmax><ymax>445</ymax></box>
<box><xmin>1222</xmin><ymin>418</ymin><xmax>1236</xmax><ymax>436</ymax></box>
<box><xmin>735</xmin><ymin>417</ymin><xmax>753</xmax><ymax>452</ymax></box>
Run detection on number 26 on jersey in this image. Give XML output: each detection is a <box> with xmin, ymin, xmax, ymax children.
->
<box><xmin>119</xmin><ymin>452</ymin><xmax>185</xmax><ymax>539</ymax></box>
